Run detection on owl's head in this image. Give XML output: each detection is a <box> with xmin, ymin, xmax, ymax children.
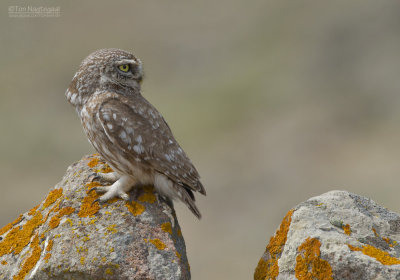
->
<box><xmin>66</xmin><ymin>48</ymin><xmax>143</xmax><ymax>109</ymax></box>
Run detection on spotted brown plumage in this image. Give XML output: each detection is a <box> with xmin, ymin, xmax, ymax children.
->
<box><xmin>65</xmin><ymin>48</ymin><xmax>205</xmax><ymax>218</ymax></box>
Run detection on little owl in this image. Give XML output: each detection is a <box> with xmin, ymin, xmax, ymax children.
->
<box><xmin>66</xmin><ymin>48</ymin><xmax>205</xmax><ymax>218</ymax></box>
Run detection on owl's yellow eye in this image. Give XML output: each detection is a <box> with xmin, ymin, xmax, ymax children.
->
<box><xmin>118</xmin><ymin>64</ymin><xmax>130</xmax><ymax>72</ymax></box>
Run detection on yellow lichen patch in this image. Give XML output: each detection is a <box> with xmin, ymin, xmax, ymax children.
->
<box><xmin>44</xmin><ymin>253</ymin><xmax>51</xmax><ymax>263</ymax></box>
<box><xmin>254</xmin><ymin>209</ymin><xmax>294</xmax><ymax>280</ymax></box>
<box><xmin>47</xmin><ymin>239</ymin><xmax>54</xmax><ymax>252</ymax></box>
<box><xmin>146</xmin><ymin>238</ymin><xmax>166</xmax><ymax>250</ymax></box>
<box><xmin>86</xmin><ymin>181</ymin><xmax>102</xmax><ymax>191</ymax></box>
<box><xmin>78</xmin><ymin>182</ymin><xmax>101</xmax><ymax>217</ymax></box>
<box><xmin>125</xmin><ymin>201</ymin><xmax>145</xmax><ymax>216</ymax></box>
<box><xmin>42</xmin><ymin>189</ymin><xmax>63</xmax><ymax>210</ymax></box>
<box><xmin>382</xmin><ymin>237</ymin><xmax>397</xmax><ymax>248</ymax></box>
<box><xmin>99</xmin><ymin>165</ymin><xmax>113</xmax><ymax>173</ymax></box>
<box><xmin>138</xmin><ymin>192</ymin><xmax>156</xmax><ymax>204</ymax></box>
<box><xmin>13</xmin><ymin>234</ymin><xmax>42</xmax><ymax>280</ymax></box>
<box><xmin>0</xmin><ymin>214</ymin><xmax>23</xmax><ymax>236</ymax></box>
<box><xmin>0</xmin><ymin>211</ymin><xmax>44</xmax><ymax>257</ymax></box>
<box><xmin>106</xmin><ymin>224</ymin><xmax>117</xmax><ymax>234</ymax></box>
<box><xmin>49</xmin><ymin>207</ymin><xmax>75</xmax><ymax>229</ymax></box>
<box><xmin>49</xmin><ymin>216</ymin><xmax>60</xmax><ymax>229</ymax></box>
<box><xmin>80</xmin><ymin>256</ymin><xmax>85</xmax><ymax>265</ymax></box>
<box><xmin>87</xmin><ymin>158</ymin><xmax>100</xmax><ymax>168</ymax></box>
<box><xmin>342</xmin><ymin>224</ymin><xmax>351</xmax><ymax>236</ymax></box>
<box><xmin>176</xmin><ymin>251</ymin><xmax>181</xmax><ymax>260</ymax></box>
<box><xmin>106</xmin><ymin>198</ymin><xmax>120</xmax><ymax>204</ymax></box>
<box><xmin>1</xmin><ymin>260</ymin><xmax>7</xmax><ymax>265</ymax></box>
<box><xmin>105</xmin><ymin>268</ymin><xmax>113</xmax><ymax>275</ymax></box>
<box><xmin>295</xmin><ymin>237</ymin><xmax>333</xmax><ymax>280</ymax></box>
<box><xmin>28</xmin><ymin>205</ymin><xmax>39</xmax><ymax>216</ymax></box>
<box><xmin>161</xmin><ymin>222</ymin><xmax>172</xmax><ymax>235</ymax></box>
<box><xmin>348</xmin><ymin>244</ymin><xmax>400</xmax><ymax>265</ymax></box>
<box><xmin>177</xmin><ymin>229</ymin><xmax>182</xmax><ymax>236</ymax></box>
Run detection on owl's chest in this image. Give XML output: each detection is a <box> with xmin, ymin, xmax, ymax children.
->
<box><xmin>80</xmin><ymin>105</ymin><xmax>99</xmax><ymax>137</ymax></box>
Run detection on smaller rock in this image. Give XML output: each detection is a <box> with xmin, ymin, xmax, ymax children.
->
<box><xmin>0</xmin><ymin>154</ymin><xmax>190</xmax><ymax>280</ymax></box>
<box><xmin>254</xmin><ymin>190</ymin><xmax>400</xmax><ymax>280</ymax></box>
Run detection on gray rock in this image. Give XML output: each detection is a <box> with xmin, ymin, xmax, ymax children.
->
<box><xmin>0</xmin><ymin>154</ymin><xmax>190</xmax><ymax>280</ymax></box>
<box><xmin>254</xmin><ymin>190</ymin><xmax>400</xmax><ymax>280</ymax></box>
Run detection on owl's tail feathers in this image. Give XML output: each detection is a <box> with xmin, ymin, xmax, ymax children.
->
<box><xmin>182</xmin><ymin>187</ymin><xmax>202</xmax><ymax>219</ymax></box>
<box><xmin>197</xmin><ymin>181</ymin><xmax>206</xmax><ymax>196</ymax></box>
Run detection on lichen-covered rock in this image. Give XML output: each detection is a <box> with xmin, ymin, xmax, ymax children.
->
<box><xmin>254</xmin><ymin>190</ymin><xmax>400</xmax><ymax>280</ymax></box>
<box><xmin>0</xmin><ymin>154</ymin><xmax>190</xmax><ymax>280</ymax></box>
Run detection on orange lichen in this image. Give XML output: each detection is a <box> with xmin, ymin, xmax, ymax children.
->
<box><xmin>100</xmin><ymin>165</ymin><xmax>113</xmax><ymax>173</ymax></box>
<box><xmin>28</xmin><ymin>205</ymin><xmax>39</xmax><ymax>216</ymax></box>
<box><xmin>1</xmin><ymin>260</ymin><xmax>7</xmax><ymax>265</ymax></box>
<box><xmin>382</xmin><ymin>237</ymin><xmax>397</xmax><ymax>248</ymax></box>
<box><xmin>254</xmin><ymin>209</ymin><xmax>294</xmax><ymax>280</ymax></box>
<box><xmin>342</xmin><ymin>224</ymin><xmax>351</xmax><ymax>236</ymax></box>
<box><xmin>0</xmin><ymin>211</ymin><xmax>44</xmax><ymax>257</ymax></box>
<box><xmin>106</xmin><ymin>224</ymin><xmax>117</xmax><ymax>234</ymax></box>
<box><xmin>0</xmin><ymin>214</ymin><xmax>23</xmax><ymax>236</ymax></box>
<box><xmin>87</xmin><ymin>158</ymin><xmax>100</xmax><ymax>168</ymax></box>
<box><xmin>147</xmin><ymin>238</ymin><xmax>166</xmax><ymax>250</ymax></box>
<box><xmin>49</xmin><ymin>207</ymin><xmax>75</xmax><ymax>229</ymax></box>
<box><xmin>138</xmin><ymin>192</ymin><xmax>156</xmax><ymax>204</ymax></box>
<box><xmin>161</xmin><ymin>222</ymin><xmax>172</xmax><ymax>235</ymax></box>
<box><xmin>13</xmin><ymin>234</ymin><xmax>41</xmax><ymax>280</ymax></box>
<box><xmin>372</xmin><ymin>227</ymin><xmax>378</xmax><ymax>237</ymax></box>
<box><xmin>78</xmin><ymin>182</ymin><xmax>101</xmax><ymax>217</ymax></box>
<box><xmin>348</xmin><ymin>244</ymin><xmax>400</xmax><ymax>265</ymax></box>
<box><xmin>176</xmin><ymin>251</ymin><xmax>181</xmax><ymax>260</ymax></box>
<box><xmin>295</xmin><ymin>237</ymin><xmax>333</xmax><ymax>280</ymax></box>
<box><xmin>42</xmin><ymin>189</ymin><xmax>63</xmax><ymax>210</ymax></box>
<box><xmin>44</xmin><ymin>253</ymin><xmax>51</xmax><ymax>262</ymax></box>
<box><xmin>125</xmin><ymin>201</ymin><xmax>145</xmax><ymax>216</ymax></box>
<box><xmin>47</xmin><ymin>239</ymin><xmax>54</xmax><ymax>252</ymax></box>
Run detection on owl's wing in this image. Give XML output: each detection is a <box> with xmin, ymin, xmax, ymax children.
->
<box><xmin>97</xmin><ymin>95</ymin><xmax>206</xmax><ymax>195</ymax></box>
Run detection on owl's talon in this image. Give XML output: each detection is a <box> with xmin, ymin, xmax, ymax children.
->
<box><xmin>88</xmin><ymin>187</ymin><xmax>98</xmax><ymax>194</ymax></box>
<box><xmin>120</xmin><ymin>192</ymin><xmax>130</xmax><ymax>201</ymax></box>
<box><xmin>90</xmin><ymin>172</ymin><xmax>120</xmax><ymax>183</ymax></box>
<box><xmin>91</xmin><ymin>198</ymin><xmax>101</xmax><ymax>206</ymax></box>
<box><xmin>90</xmin><ymin>172</ymin><xmax>101</xmax><ymax>182</ymax></box>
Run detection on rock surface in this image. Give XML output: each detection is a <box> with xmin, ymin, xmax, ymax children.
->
<box><xmin>254</xmin><ymin>190</ymin><xmax>400</xmax><ymax>280</ymax></box>
<box><xmin>0</xmin><ymin>154</ymin><xmax>190</xmax><ymax>280</ymax></box>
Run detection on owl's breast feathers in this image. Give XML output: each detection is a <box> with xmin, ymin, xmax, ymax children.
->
<box><xmin>81</xmin><ymin>91</ymin><xmax>205</xmax><ymax>195</ymax></box>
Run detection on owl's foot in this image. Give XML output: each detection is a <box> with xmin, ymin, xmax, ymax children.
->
<box><xmin>91</xmin><ymin>171</ymin><xmax>120</xmax><ymax>183</ymax></box>
<box><xmin>90</xmin><ymin>175</ymin><xmax>135</xmax><ymax>204</ymax></box>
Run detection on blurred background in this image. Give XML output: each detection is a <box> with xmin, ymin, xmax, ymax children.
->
<box><xmin>1</xmin><ymin>0</ymin><xmax>400</xmax><ymax>278</ymax></box>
